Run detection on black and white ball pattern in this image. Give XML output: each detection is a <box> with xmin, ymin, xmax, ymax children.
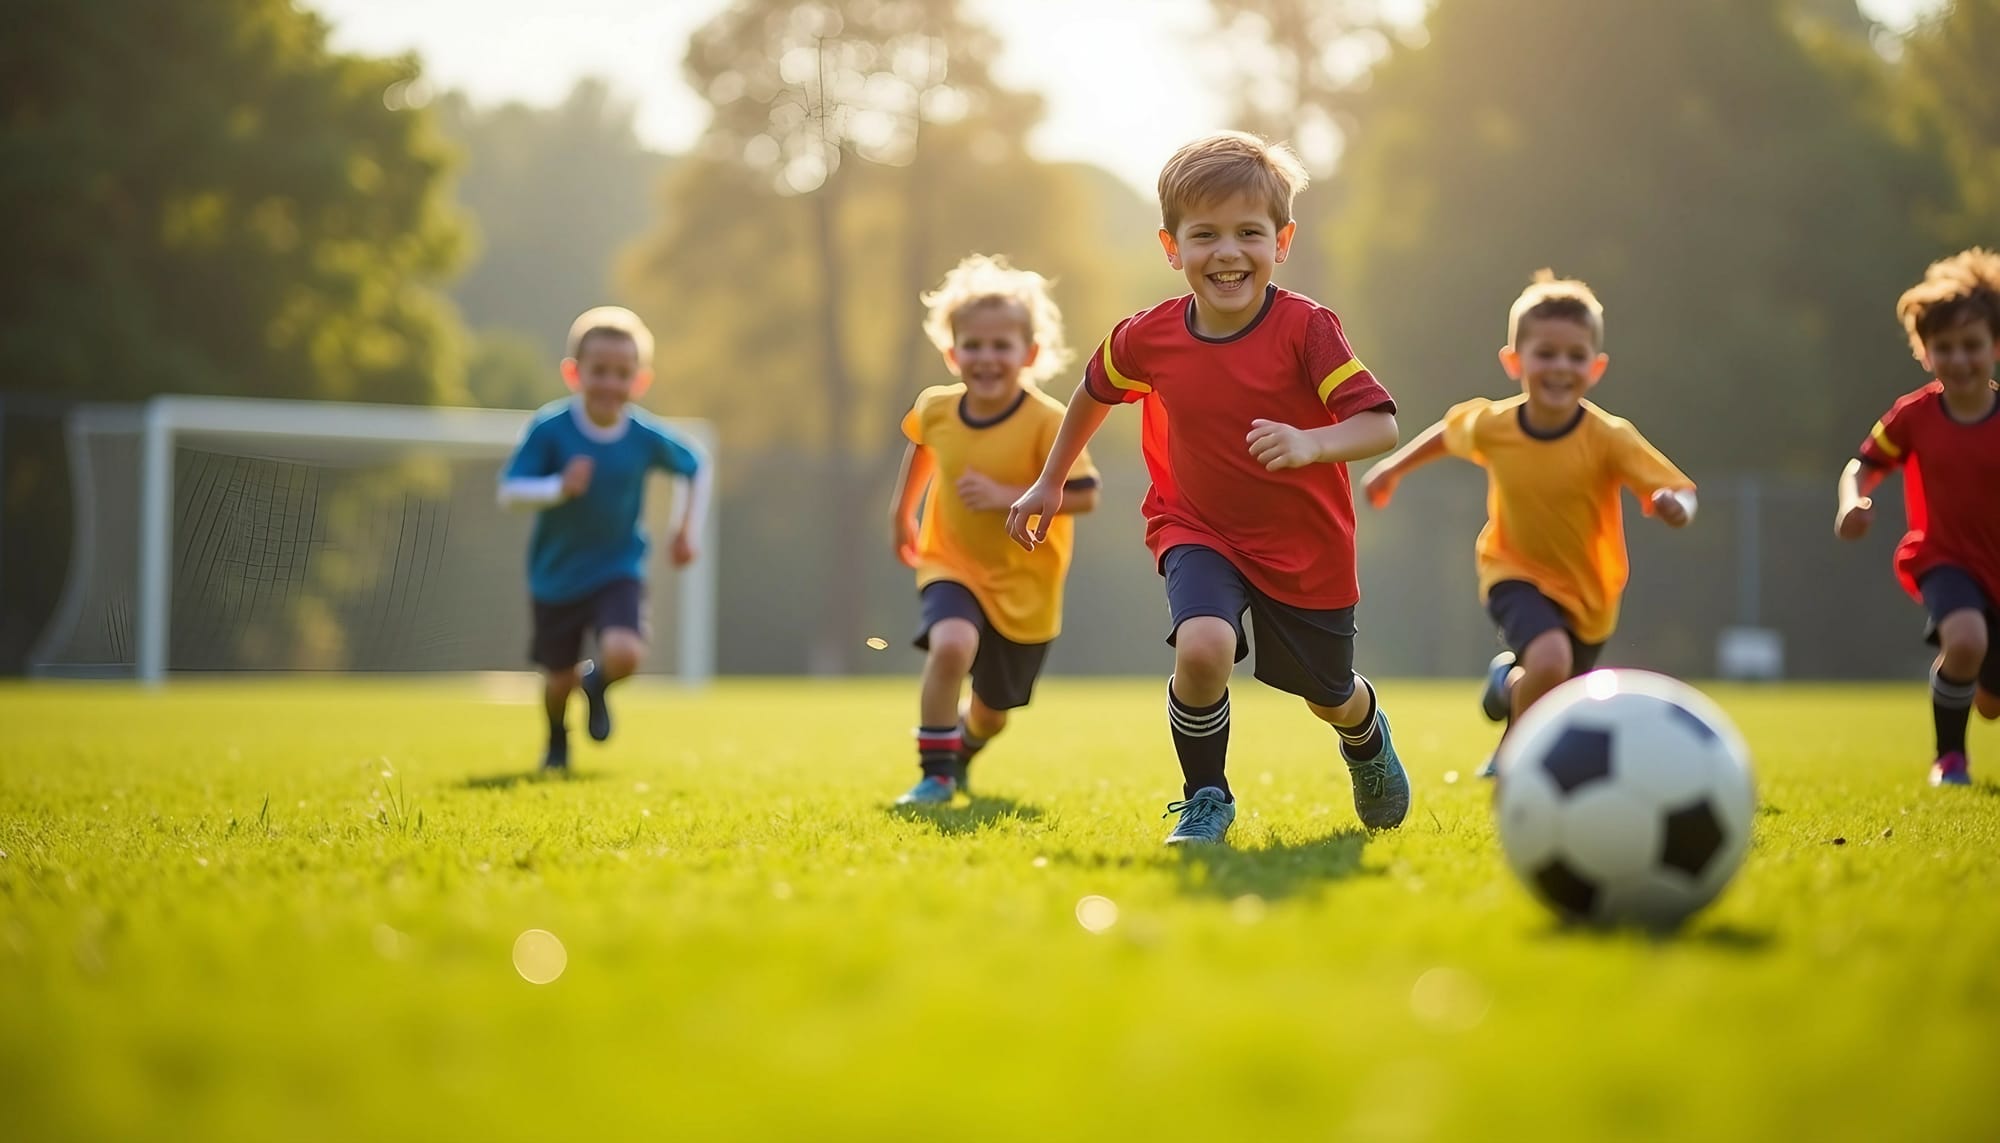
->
<box><xmin>1495</xmin><ymin>670</ymin><xmax>1756</xmax><ymax>927</ymax></box>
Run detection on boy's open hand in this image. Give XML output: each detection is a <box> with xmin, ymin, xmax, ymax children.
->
<box><xmin>956</xmin><ymin>468</ymin><xmax>1015</xmax><ymax>512</ymax></box>
<box><xmin>1006</xmin><ymin>479</ymin><xmax>1062</xmax><ymax>550</ymax></box>
<box><xmin>1836</xmin><ymin>497</ymin><xmax>1874</xmax><ymax>541</ymax></box>
<box><xmin>1651</xmin><ymin>488</ymin><xmax>1691</xmax><ymax>527</ymax></box>
<box><xmin>1361</xmin><ymin>463</ymin><xmax>1400</xmax><ymax>508</ymax></box>
<box><xmin>1247</xmin><ymin>419</ymin><xmax>1318</xmax><ymax>471</ymax></box>
<box><xmin>560</xmin><ymin>455</ymin><xmax>594</xmax><ymax>499</ymax></box>
<box><xmin>893</xmin><ymin>516</ymin><xmax>920</xmax><ymax>568</ymax></box>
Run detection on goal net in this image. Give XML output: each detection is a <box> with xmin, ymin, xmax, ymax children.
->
<box><xmin>30</xmin><ymin>396</ymin><xmax>716</xmax><ymax>683</ymax></box>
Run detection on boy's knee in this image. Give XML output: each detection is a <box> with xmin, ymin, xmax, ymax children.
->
<box><xmin>1519</xmin><ymin>631</ymin><xmax>1575</xmax><ymax>686</ymax></box>
<box><xmin>1939</xmin><ymin>611</ymin><xmax>1989</xmax><ymax>669</ymax></box>
<box><xmin>1173</xmin><ymin>616</ymin><xmax>1238</xmax><ymax>685</ymax></box>
<box><xmin>927</xmin><ymin>619</ymin><xmax>980</xmax><ymax>669</ymax></box>
<box><xmin>968</xmin><ymin>699</ymin><xmax>1008</xmax><ymax>738</ymax></box>
<box><xmin>598</xmin><ymin>629</ymin><xmax>647</xmax><ymax>676</ymax></box>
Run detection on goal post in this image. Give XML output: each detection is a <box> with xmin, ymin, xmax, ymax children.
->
<box><xmin>41</xmin><ymin>395</ymin><xmax>716</xmax><ymax>685</ymax></box>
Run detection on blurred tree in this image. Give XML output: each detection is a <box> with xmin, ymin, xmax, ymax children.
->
<box><xmin>465</xmin><ymin>328</ymin><xmax>557</xmax><ymax>410</ymax></box>
<box><xmin>1331</xmin><ymin>0</ymin><xmax>1952</xmax><ymax>480</ymax></box>
<box><xmin>624</xmin><ymin>0</ymin><xmax>1154</xmax><ymax>672</ymax></box>
<box><xmin>1891</xmin><ymin>0</ymin><xmax>2000</xmax><ymax>246</ymax></box>
<box><xmin>1206</xmin><ymin>0</ymin><xmax>1400</xmax><ymax>301</ymax></box>
<box><xmin>437</xmin><ymin>81</ymin><xmax>670</xmax><ymax>361</ymax></box>
<box><xmin>0</xmin><ymin>0</ymin><xmax>467</xmax><ymax>404</ymax></box>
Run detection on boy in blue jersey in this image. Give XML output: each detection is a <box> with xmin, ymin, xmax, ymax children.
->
<box><xmin>499</xmin><ymin>306</ymin><xmax>710</xmax><ymax>773</ymax></box>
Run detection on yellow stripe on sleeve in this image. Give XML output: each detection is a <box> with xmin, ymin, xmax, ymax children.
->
<box><xmin>1316</xmin><ymin>358</ymin><xmax>1367</xmax><ymax>404</ymax></box>
<box><xmin>1869</xmin><ymin>421</ymin><xmax>1902</xmax><ymax>459</ymax></box>
<box><xmin>1100</xmin><ymin>339</ymin><xmax>1151</xmax><ymax>394</ymax></box>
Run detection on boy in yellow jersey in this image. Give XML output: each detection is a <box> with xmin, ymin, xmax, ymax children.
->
<box><xmin>1363</xmin><ymin>270</ymin><xmax>1696</xmax><ymax>775</ymax></box>
<box><xmin>889</xmin><ymin>254</ymin><xmax>1100</xmax><ymax>805</ymax></box>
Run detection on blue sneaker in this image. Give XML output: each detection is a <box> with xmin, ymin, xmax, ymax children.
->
<box><xmin>581</xmin><ymin>663</ymin><xmax>612</xmax><ymax>742</ymax></box>
<box><xmin>1480</xmin><ymin>651</ymin><xmax>1515</xmax><ymax>723</ymax></box>
<box><xmin>1930</xmin><ymin>752</ymin><xmax>1971</xmax><ymax>787</ymax></box>
<box><xmin>1346</xmin><ymin>713</ymin><xmax>1410</xmax><ymax>829</ymax></box>
<box><xmin>1163</xmin><ymin>786</ymin><xmax>1236</xmax><ymax>845</ymax></box>
<box><xmin>896</xmin><ymin>774</ymin><xmax>960</xmax><ymax>806</ymax></box>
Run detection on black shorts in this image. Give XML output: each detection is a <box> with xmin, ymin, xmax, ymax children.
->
<box><xmin>529</xmin><ymin>578</ymin><xmax>647</xmax><ymax>671</ymax></box>
<box><xmin>1161</xmin><ymin>544</ymin><xmax>1357</xmax><ymax>707</ymax></box>
<box><xmin>1486</xmin><ymin>580</ymin><xmax>1605</xmax><ymax>675</ymax></box>
<box><xmin>1918</xmin><ymin>566</ymin><xmax>2000</xmax><ymax>693</ymax></box>
<box><xmin>912</xmin><ymin>581</ymin><xmax>1050</xmax><ymax>711</ymax></box>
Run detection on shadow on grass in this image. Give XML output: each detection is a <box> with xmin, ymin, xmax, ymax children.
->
<box><xmin>1532</xmin><ymin>917</ymin><xmax>1776</xmax><ymax>951</ymax></box>
<box><xmin>1051</xmin><ymin>827</ymin><xmax>1380</xmax><ymax>903</ymax></box>
<box><xmin>887</xmin><ymin>793</ymin><xmax>1047</xmax><ymax>837</ymax></box>
<box><xmin>459</xmin><ymin>769</ymin><xmax>608</xmax><ymax>791</ymax></box>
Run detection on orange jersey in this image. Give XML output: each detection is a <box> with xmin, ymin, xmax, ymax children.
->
<box><xmin>902</xmin><ymin>383</ymin><xmax>1099</xmax><ymax>643</ymax></box>
<box><xmin>1443</xmin><ymin>395</ymin><xmax>1693</xmax><ymax>643</ymax></box>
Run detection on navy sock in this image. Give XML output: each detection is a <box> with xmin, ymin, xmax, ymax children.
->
<box><xmin>1168</xmin><ymin>678</ymin><xmax>1231</xmax><ymax>799</ymax></box>
<box><xmin>1934</xmin><ymin>666</ymin><xmax>1975</xmax><ymax>756</ymax></box>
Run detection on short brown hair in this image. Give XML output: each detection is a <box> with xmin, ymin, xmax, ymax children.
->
<box><xmin>1157</xmin><ymin>131</ymin><xmax>1309</xmax><ymax>235</ymax></box>
<box><xmin>1895</xmin><ymin>247</ymin><xmax>2000</xmax><ymax>360</ymax></box>
<box><xmin>566</xmin><ymin>305</ymin><xmax>655</xmax><ymax>366</ymax></box>
<box><xmin>1508</xmin><ymin>269</ymin><xmax>1605</xmax><ymax>349</ymax></box>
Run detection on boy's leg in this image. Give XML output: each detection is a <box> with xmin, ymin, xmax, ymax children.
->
<box><xmin>1511</xmin><ymin>629</ymin><xmax>1578</xmax><ymax>721</ymax></box>
<box><xmin>1976</xmin><ymin>607</ymin><xmax>2000</xmax><ymax>721</ymax></box>
<box><xmin>1159</xmin><ymin>546</ymin><xmax>1249</xmax><ymax>845</ymax></box>
<box><xmin>579</xmin><ymin>580</ymin><xmax>648</xmax><ymax>743</ymax></box>
<box><xmin>529</xmin><ymin>593</ymin><xmax>591</xmax><ymax>771</ymax></box>
<box><xmin>956</xmin><ymin>627</ymin><xmax>1049</xmax><ymax>794</ymax></box>
<box><xmin>1919</xmin><ymin>569</ymin><xmax>1990</xmax><ymax>785</ymax></box>
<box><xmin>898</xmin><ymin>583</ymin><xmax>982</xmax><ymax>804</ymax></box>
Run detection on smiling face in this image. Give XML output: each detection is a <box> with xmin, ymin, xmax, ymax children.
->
<box><xmin>1501</xmin><ymin>317</ymin><xmax>1607</xmax><ymax>422</ymax></box>
<box><xmin>562</xmin><ymin>331</ymin><xmax>649</xmax><ymax>424</ymax></box>
<box><xmin>945</xmin><ymin>301</ymin><xmax>1039</xmax><ymax>405</ymax></box>
<box><xmin>1158</xmin><ymin>191</ymin><xmax>1295</xmax><ymax>337</ymax></box>
<box><xmin>1920</xmin><ymin>313</ymin><xmax>2000</xmax><ymax>399</ymax></box>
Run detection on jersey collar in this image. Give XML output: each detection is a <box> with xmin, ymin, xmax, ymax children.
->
<box><xmin>959</xmin><ymin>388</ymin><xmax>1029</xmax><ymax>428</ymax></box>
<box><xmin>1183</xmin><ymin>284</ymin><xmax>1279</xmax><ymax>344</ymax></box>
<box><xmin>1516</xmin><ymin>402</ymin><xmax>1587</xmax><ymax>441</ymax></box>
<box><xmin>568</xmin><ymin>399</ymin><xmax>632</xmax><ymax>442</ymax></box>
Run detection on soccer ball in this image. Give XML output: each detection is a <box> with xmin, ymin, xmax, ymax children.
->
<box><xmin>1494</xmin><ymin>669</ymin><xmax>1755</xmax><ymax>928</ymax></box>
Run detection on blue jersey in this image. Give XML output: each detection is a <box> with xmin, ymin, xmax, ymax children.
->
<box><xmin>503</xmin><ymin>399</ymin><xmax>703</xmax><ymax>603</ymax></box>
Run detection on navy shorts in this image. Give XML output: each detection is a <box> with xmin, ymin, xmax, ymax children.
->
<box><xmin>913</xmin><ymin>581</ymin><xmax>1050</xmax><ymax>711</ymax></box>
<box><xmin>1486</xmin><ymin>580</ymin><xmax>1604</xmax><ymax>674</ymax></box>
<box><xmin>1161</xmin><ymin>544</ymin><xmax>1357</xmax><ymax>708</ymax></box>
<box><xmin>1918</xmin><ymin>566</ymin><xmax>2000</xmax><ymax>693</ymax></box>
<box><xmin>530</xmin><ymin>577</ymin><xmax>647</xmax><ymax>671</ymax></box>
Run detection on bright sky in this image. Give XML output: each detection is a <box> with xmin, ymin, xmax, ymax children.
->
<box><xmin>310</xmin><ymin>0</ymin><xmax>1942</xmax><ymax>197</ymax></box>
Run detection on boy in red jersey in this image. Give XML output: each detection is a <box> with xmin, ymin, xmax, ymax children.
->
<box><xmin>1006</xmin><ymin>131</ymin><xmax>1405</xmax><ymax>844</ymax></box>
<box><xmin>1837</xmin><ymin>247</ymin><xmax>2000</xmax><ymax>787</ymax></box>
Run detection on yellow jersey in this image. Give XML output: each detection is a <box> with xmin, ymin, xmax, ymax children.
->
<box><xmin>1442</xmin><ymin>395</ymin><xmax>1693</xmax><ymax>643</ymax></box>
<box><xmin>902</xmin><ymin>383</ymin><xmax>1099</xmax><ymax>644</ymax></box>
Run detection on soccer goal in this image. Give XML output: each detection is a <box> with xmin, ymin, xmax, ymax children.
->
<box><xmin>30</xmin><ymin>395</ymin><xmax>717</xmax><ymax>685</ymax></box>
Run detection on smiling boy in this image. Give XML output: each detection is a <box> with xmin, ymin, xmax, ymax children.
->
<box><xmin>1362</xmin><ymin>271</ymin><xmax>1696</xmax><ymax>777</ymax></box>
<box><xmin>1006</xmin><ymin>131</ymin><xmax>1407</xmax><ymax>845</ymax></box>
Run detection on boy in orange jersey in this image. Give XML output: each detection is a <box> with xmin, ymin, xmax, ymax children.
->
<box><xmin>889</xmin><ymin>254</ymin><xmax>1100</xmax><ymax>805</ymax></box>
<box><xmin>1836</xmin><ymin>248</ymin><xmax>2000</xmax><ymax>787</ymax></box>
<box><xmin>1008</xmin><ymin>132</ymin><xmax>1406</xmax><ymax>845</ymax></box>
<box><xmin>1364</xmin><ymin>271</ymin><xmax>1696</xmax><ymax>777</ymax></box>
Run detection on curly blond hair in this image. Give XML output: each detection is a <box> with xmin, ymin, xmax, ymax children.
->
<box><xmin>1895</xmin><ymin>247</ymin><xmax>2000</xmax><ymax>361</ymax></box>
<box><xmin>919</xmin><ymin>254</ymin><xmax>1070</xmax><ymax>385</ymax></box>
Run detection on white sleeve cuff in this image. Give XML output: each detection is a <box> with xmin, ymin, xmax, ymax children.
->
<box><xmin>498</xmin><ymin>475</ymin><xmax>565</xmax><ymax>509</ymax></box>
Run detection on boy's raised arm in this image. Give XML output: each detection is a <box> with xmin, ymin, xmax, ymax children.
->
<box><xmin>1007</xmin><ymin>381</ymin><xmax>1113</xmax><ymax>549</ymax></box>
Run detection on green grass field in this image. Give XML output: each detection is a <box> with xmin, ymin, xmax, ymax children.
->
<box><xmin>4</xmin><ymin>677</ymin><xmax>1999</xmax><ymax>1141</ymax></box>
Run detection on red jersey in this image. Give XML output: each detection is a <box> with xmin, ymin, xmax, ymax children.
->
<box><xmin>1082</xmin><ymin>285</ymin><xmax>1395</xmax><ymax>609</ymax></box>
<box><xmin>1855</xmin><ymin>380</ymin><xmax>2000</xmax><ymax>604</ymax></box>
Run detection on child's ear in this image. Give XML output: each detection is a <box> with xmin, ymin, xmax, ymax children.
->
<box><xmin>1498</xmin><ymin>345</ymin><xmax>1523</xmax><ymax>381</ymax></box>
<box><xmin>631</xmin><ymin>369</ymin><xmax>654</xmax><ymax>398</ymax></box>
<box><xmin>1157</xmin><ymin>228</ymin><xmax>1182</xmax><ymax>271</ymax></box>
<box><xmin>561</xmin><ymin>358</ymin><xmax>581</xmax><ymax>391</ymax></box>
<box><xmin>1586</xmin><ymin>352</ymin><xmax>1610</xmax><ymax>383</ymax></box>
<box><xmin>1274</xmin><ymin>220</ymin><xmax>1297</xmax><ymax>264</ymax></box>
<box><xmin>1021</xmin><ymin>342</ymin><xmax>1041</xmax><ymax>369</ymax></box>
<box><xmin>943</xmin><ymin>346</ymin><xmax>964</xmax><ymax>376</ymax></box>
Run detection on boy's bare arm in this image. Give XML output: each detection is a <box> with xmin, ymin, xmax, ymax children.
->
<box><xmin>1247</xmin><ymin>410</ymin><xmax>1399</xmax><ymax>472</ymax></box>
<box><xmin>1835</xmin><ymin>458</ymin><xmax>1886</xmax><ymax>540</ymax></box>
<box><xmin>1360</xmin><ymin>418</ymin><xmax>1451</xmax><ymax>508</ymax></box>
<box><xmin>1007</xmin><ymin>383</ymin><xmax>1114</xmax><ymax>549</ymax></box>
<box><xmin>891</xmin><ymin>443</ymin><xmax>936</xmax><ymax>566</ymax></box>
